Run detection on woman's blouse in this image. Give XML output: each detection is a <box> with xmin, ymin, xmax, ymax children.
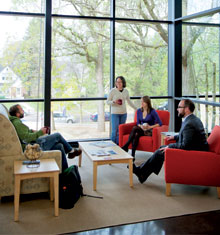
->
<box><xmin>107</xmin><ymin>87</ymin><xmax>137</xmax><ymax>114</ymax></box>
<box><xmin>136</xmin><ymin>108</ymin><xmax>162</xmax><ymax>126</ymax></box>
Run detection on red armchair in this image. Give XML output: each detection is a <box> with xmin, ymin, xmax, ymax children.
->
<box><xmin>119</xmin><ymin>110</ymin><xmax>170</xmax><ymax>153</ymax></box>
<box><xmin>164</xmin><ymin>125</ymin><xmax>220</xmax><ymax>198</ymax></box>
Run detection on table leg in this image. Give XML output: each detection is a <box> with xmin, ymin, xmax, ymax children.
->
<box><xmin>93</xmin><ymin>162</ymin><xmax>98</xmax><ymax>191</ymax></box>
<box><xmin>128</xmin><ymin>159</ymin><xmax>133</xmax><ymax>187</ymax></box>
<box><xmin>78</xmin><ymin>151</ymin><xmax>82</xmax><ymax>167</ymax></box>
<box><xmin>50</xmin><ymin>177</ymin><xmax>54</xmax><ymax>201</ymax></box>
<box><xmin>54</xmin><ymin>173</ymin><xmax>59</xmax><ymax>216</ymax></box>
<box><xmin>14</xmin><ymin>175</ymin><xmax>21</xmax><ymax>222</ymax></box>
<box><xmin>161</xmin><ymin>134</ymin><xmax>166</xmax><ymax>146</ymax></box>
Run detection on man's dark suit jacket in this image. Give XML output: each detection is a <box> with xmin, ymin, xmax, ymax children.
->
<box><xmin>168</xmin><ymin>114</ymin><xmax>209</xmax><ymax>151</ymax></box>
<box><xmin>139</xmin><ymin>113</ymin><xmax>209</xmax><ymax>178</ymax></box>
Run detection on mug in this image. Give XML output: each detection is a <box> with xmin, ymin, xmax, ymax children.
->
<box><xmin>44</xmin><ymin>126</ymin><xmax>50</xmax><ymax>134</ymax></box>
<box><xmin>118</xmin><ymin>99</ymin><xmax>122</xmax><ymax>105</ymax></box>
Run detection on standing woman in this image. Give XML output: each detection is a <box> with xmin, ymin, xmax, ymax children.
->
<box><xmin>122</xmin><ymin>96</ymin><xmax>162</xmax><ymax>160</ymax></box>
<box><xmin>107</xmin><ymin>76</ymin><xmax>137</xmax><ymax>144</ymax></box>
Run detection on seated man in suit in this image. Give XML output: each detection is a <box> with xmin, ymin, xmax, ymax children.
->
<box><xmin>133</xmin><ymin>99</ymin><xmax>209</xmax><ymax>183</ymax></box>
<box><xmin>9</xmin><ymin>104</ymin><xmax>82</xmax><ymax>172</ymax></box>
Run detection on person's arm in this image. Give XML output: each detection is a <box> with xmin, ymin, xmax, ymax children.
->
<box><xmin>144</xmin><ymin>110</ymin><xmax>162</xmax><ymax>130</ymax></box>
<box><xmin>125</xmin><ymin>91</ymin><xmax>137</xmax><ymax>110</ymax></box>
<box><xmin>152</xmin><ymin>110</ymin><xmax>162</xmax><ymax>126</ymax></box>
<box><xmin>106</xmin><ymin>89</ymin><xmax>116</xmax><ymax>105</ymax></box>
<box><xmin>12</xmin><ymin>118</ymin><xmax>44</xmax><ymax>143</ymax></box>
<box><xmin>168</xmin><ymin>123</ymin><xmax>194</xmax><ymax>150</ymax></box>
<box><xmin>136</xmin><ymin>109</ymin><xmax>142</xmax><ymax>126</ymax></box>
<box><xmin>144</xmin><ymin>123</ymin><xmax>160</xmax><ymax>130</ymax></box>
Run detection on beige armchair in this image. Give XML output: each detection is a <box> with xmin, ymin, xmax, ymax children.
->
<box><xmin>0</xmin><ymin>104</ymin><xmax>61</xmax><ymax>198</ymax></box>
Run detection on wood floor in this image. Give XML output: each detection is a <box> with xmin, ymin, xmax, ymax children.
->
<box><xmin>72</xmin><ymin>210</ymin><xmax>220</xmax><ymax>234</ymax></box>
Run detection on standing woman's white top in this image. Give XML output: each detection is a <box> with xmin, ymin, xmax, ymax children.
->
<box><xmin>107</xmin><ymin>76</ymin><xmax>137</xmax><ymax>144</ymax></box>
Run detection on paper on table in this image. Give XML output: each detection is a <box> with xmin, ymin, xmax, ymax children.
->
<box><xmin>89</xmin><ymin>141</ymin><xmax>116</xmax><ymax>148</ymax></box>
<box><xmin>161</xmin><ymin>132</ymin><xmax>178</xmax><ymax>136</ymax></box>
<box><xmin>90</xmin><ymin>149</ymin><xmax>117</xmax><ymax>156</ymax></box>
<box><xmin>90</xmin><ymin>150</ymin><xmax>111</xmax><ymax>156</ymax></box>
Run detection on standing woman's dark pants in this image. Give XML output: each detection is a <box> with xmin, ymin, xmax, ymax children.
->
<box><xmin>122</xmin><ymin>126</ymin><xmax>144</xmax><ymax>158</ymax></box>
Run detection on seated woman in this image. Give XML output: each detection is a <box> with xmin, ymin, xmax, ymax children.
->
<box><xmin>122</xmin><ymin>96</ymin><xmax>162</xmax><ymax>160</ymax></box>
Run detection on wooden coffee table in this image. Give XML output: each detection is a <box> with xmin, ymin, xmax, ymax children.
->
<box><xmin>78</xmin><ymin>141</ymin><xmax>133</xmax><ymax>190</ymax></box>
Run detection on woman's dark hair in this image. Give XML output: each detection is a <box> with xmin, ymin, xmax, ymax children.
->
<box><xmin>9</xmin><ymin>104</ymin><xmax>20</xmax><ymax>116</ymax></box>
<box><xmin>115</xmin><ymin>76</ymin><xmax>126</xmax><ymax>88</ymax></box>
<box><xmin>183</xmin><ymin>99</ymin><xmax>195</xmax><ymax>112</ymax></box>
<box><xmin>141</xmin><ymin>96</ymin><xmax>153</xmax><ymax>113</ymax></box>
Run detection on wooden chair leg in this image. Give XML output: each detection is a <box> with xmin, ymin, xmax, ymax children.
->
<box><xmin>217</xmin><ymin>187</ymin><xmax>220</xmax><ymax>199</ymax></box>
<box><xmin>166</xmin><ymin>183</ymin><xmax>171</xmax><ymax>196</ymax></box>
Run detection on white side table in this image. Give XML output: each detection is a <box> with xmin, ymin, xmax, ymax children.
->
<box><xmin>14</xmin><ymin>159</ymin><xmax>59</xmax><ymax>222</ymax></box>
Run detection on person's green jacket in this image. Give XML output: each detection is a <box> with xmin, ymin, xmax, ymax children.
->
<box><xmin>9</xmin><ymin>116</ymin><xmax>44</xmax><ymax>150</ymax></box>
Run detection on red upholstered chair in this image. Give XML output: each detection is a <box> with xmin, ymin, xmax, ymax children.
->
<box><xmin>119</xmin><ymin>110</ymin><xmax>170</xmax><ymax>153</ymax></box>
<box><xmin>164</xmin><ymin>125</ymin><xmax>220</xmax><ymax>198</ymax></box>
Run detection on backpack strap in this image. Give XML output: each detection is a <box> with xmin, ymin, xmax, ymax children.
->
<box><xmin>82</xmin><ymin>193</ymin><xmax>103</xmax><ymax>199</ymax></box>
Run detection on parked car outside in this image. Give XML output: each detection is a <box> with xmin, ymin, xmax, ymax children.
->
<box><xmin>53</xmin><ymin>112</ymin><xmax>75</xmax><ymax>123</ymax></box>
<box><xmin>90</xmin><ymin>112</ymin><xmax>110</xmax><ymax>122</ymax></box>
<box><xmin>157</xmin><ymin>102</ymin><xmax>168</xmax><ymax>110</ymax></box>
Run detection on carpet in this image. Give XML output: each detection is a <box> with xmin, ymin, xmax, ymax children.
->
<box><xmin>1</xmin><ymin>151</ymin><xmax>220</xmax><ymax>234</ymax></box>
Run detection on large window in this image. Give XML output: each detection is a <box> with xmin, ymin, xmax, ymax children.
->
<box><xmin>0</xmin><ymin>0</ymin><xmax>45</xmax><ymax>13</ymax></box>
<box><xmin>116</xmin><ymin>0</ymin><xmax>168</xmax><ymax>20</ymax></box>
<box><xmin>182</xmin><ymin>25</ymin><xmax>219</xmax><ymax>97</ymax></box>
<box><xmin>1</xmin><ymin>1</ymin><xmax>219</xmax><ymax>140</ymax></box>
<box><xmin>115</xmin><ymin>22</ymin><xmax>168</xmax><ymax>98</ymax></box>
<box><xmin>52</xmin><ymin>18</ymin><xmax>110</xmax><ymax>99</ymax></box>
<box><xmin>0</xmin><ymin>15</ymin><xmax>44</xmax><ymax>99</ymax></box>
<box><xmin>52</xmin><ymin>0</ymin><xmax>110</xmax><ymax>16</ymax></box>
<box><xmin>182</xmin><ymin>0</ymin><xmax>220</xmax><ymax>16</ymax></box>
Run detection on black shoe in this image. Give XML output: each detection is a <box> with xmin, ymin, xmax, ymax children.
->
<box><xmin>68</xmin><ymin>148</ymin><xmax>82</xmax><ymax>159</ymax></box>
<box><xmin>134</xmin><ymin>170</ymin><xmax>146</xmax><ymax>184</ymax></box>
<box><xmin>132</xmin><ymin>164</ymin><xmax>138</xmax><ymax>174</ymax></box>
<box><xmin>127</xmin><ymin>163</ymin><xmax>137</xmax><ymax>172</ymax></box>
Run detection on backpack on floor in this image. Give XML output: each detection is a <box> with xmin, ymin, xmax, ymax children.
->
<box><xmin>59</xmin><ymin>165</ymin><xmax>83</xmax><ymax>209</ymax></box>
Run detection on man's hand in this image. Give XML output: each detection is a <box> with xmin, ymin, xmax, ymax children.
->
<box><xmin>160</xmin><ymin>146</ymin><xmax>169</xmax><ymax>152</ymax></box>
<box><xmin>166</xmin><ymin>135</ymin><xmax>174</xmax><ymax>141</ymax></box>
<box><xmin>41</xmin><ymin>127</ymin><xmax>47</xmax><ymax>135</ymax></box>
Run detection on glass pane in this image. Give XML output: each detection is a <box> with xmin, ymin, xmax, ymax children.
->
<box><xmin>50</xmin><ymin>99</ymin><xmax>168</xmax><ymax>140</ymax></box>
<box><xmin>116</xmin><ymin>0</ymin><xmax>168</xmax><ymax>20</ymax></box>
<box><xmin>0</xmin><ymin>16</ymin><xmax>45</xmax><ymax>99</ymax></box>
<box><xmin>52</xmin><ymin>0</ymin><xmax>110</xmax><ymax>16</ymax></box>
<box><xmin>121</xmin><ymin>98</ymin><xmax>169</xmax><ymax>124</ymax></box>
<box><xmin>115</xmin><ymin>22</ymin><xmax>168</xmax><ymax>97</ymax></box>
<box><xmin>51</xmin><ymin>18</ymin><xmax>110</xmax><ymax>98</ymax></box>
<box><xmin>182</xmin><ymin>0</ymin><xmax>220</xmax><ymax>16</ymax></box>
<box><xmin>4</xmin><ymin>102</ymin><xmax>44</xmax><ymax>130</ymax></box>
<box><xmin>0</xmin><ymin>0</ymin><xmax>45</xmax><ymax>13</ymax></box>
<box><xmin>194</xmin><ymin>99</ymin><xmax>220</xmax><ymax>134</ymax></box>
<box><xmin>182</xmin><ymin>25</ymin><xmax>219</xmax><ymax>96</ymax></box>
<box><xmin>184</xmin><ymin>13</ymin><xmax>220</xmax><ymax>24</ymax></box>
<box><xmin>51</xmin><ymin>100</ymin><xmax>110</xmax><ymax>140</ymax></box>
